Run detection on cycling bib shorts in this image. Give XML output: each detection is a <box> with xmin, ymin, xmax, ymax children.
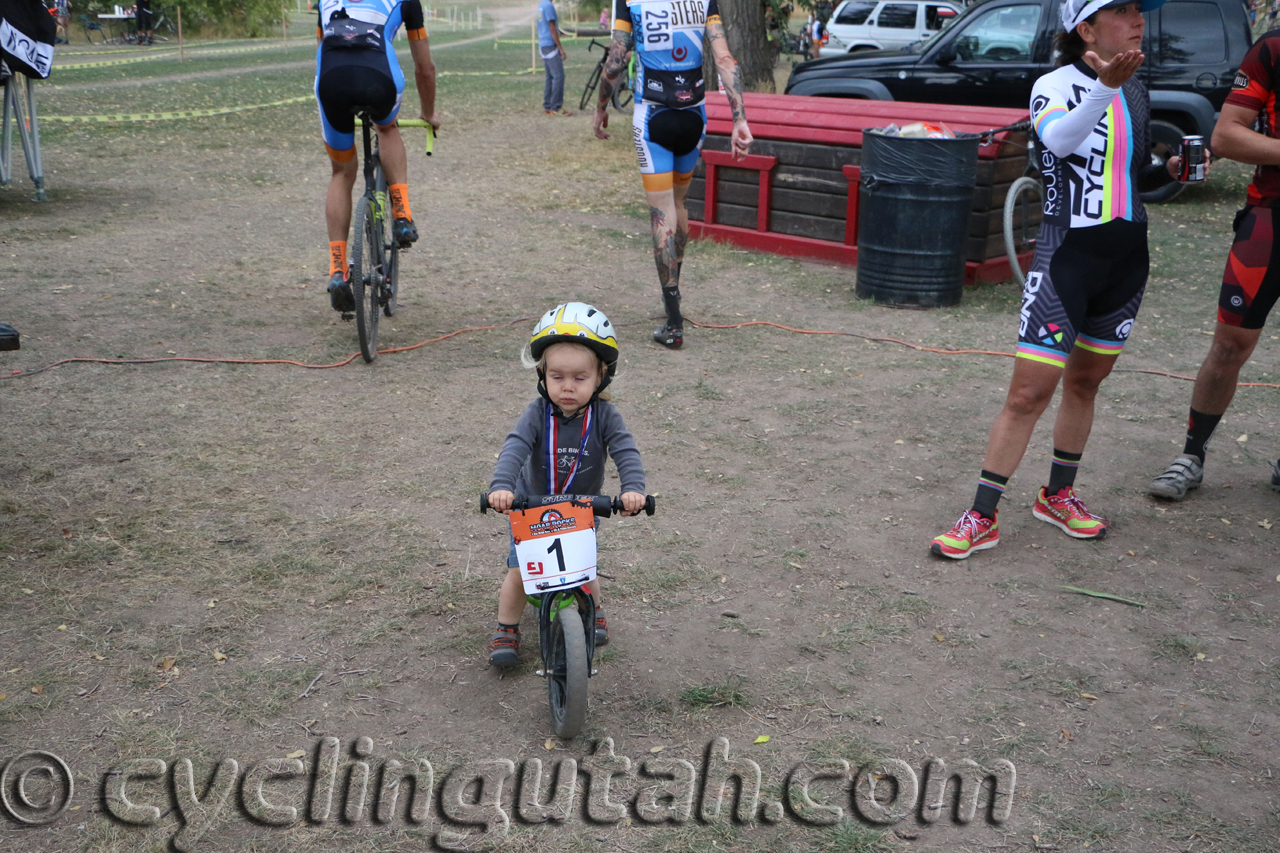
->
<box><xmin>1016</xmin><ymin>218</ymin><xmax>1149</xmax><ymax>367</ymax></box>
<box><xmin>1219</xmin><ymin>206</ymin><xmax>1280</xmax><ymax>328</ymax></box>
<box><xmin>633</xmin><ymin>102</ymin><xmax>706</xmax><ymax>177</ymax></box>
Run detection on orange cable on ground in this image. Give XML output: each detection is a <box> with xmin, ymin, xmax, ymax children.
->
<box><xmin>1</xmin><ymin>318</ymin><xmax>534</xmax><ymax>380</ymax></box>
<box><xmin>4</xmin><ymin>313</ymin><xmax>1278</xmax><ymax>390</ymax></box>
<box><xmin>684</xmin><ymin>317</ymin><xmax>1280</xmax><ymax>390</ymax></box>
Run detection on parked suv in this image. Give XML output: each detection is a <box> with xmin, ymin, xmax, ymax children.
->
<box><xmin>819</xmin><ymin>0</ymin><xmax>962</xmax><ymax>56</ymax></box>
<box><xmin>786</xmin><ymin>0</ymin><xmax>1253</xmax><ymax>201</ymax></box>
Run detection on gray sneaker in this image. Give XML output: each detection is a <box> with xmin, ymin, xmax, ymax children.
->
<box><xmin>1149</xmin><ymin>454</ymin><xmax>1204</xmax><ymax>501</ymax></box>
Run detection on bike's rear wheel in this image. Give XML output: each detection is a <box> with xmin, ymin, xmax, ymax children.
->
<box><xmin>547</xmin><ymin>606</ymin><xmax>589</xmax><ymax>738</ymax></box>
<box><xmin>579</xmin><ymin>63</ymin><xmax>603</xmax><ymax>111</ymax></box>
<box><xmin>611</xmin><ymin>83</ymin><xmax>632</xmax><ymax>111</ymax></box>
<box><xmin>351</xmin><ymin>194</ymin><xmax>383</xmax><ymax>363</ymax></box>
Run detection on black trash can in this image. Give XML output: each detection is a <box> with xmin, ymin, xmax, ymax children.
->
<box><xmin>855</xmin><ymin>129</ymin><xmax>981</xmax><ymax>308</ymax></box>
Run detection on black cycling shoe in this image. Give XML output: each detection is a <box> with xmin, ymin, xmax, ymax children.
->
<box><xmin>653</xmin><ymin>323</ymin><xmax>683</xmax><ymax>349</ymax></box>
<box><xmin>393</xmin><ymin>217</ymin><xmax>418</xmax><ymax>247</ymax></box>
<box><xmin>327</xmin><ymin>272</ymin><xmax>355</xmax><ymax>312</ymax></box>
<box><xmin>594</xmin><ymin>611</ymin><xmax>609</xmax><ymax>647</ymax></box>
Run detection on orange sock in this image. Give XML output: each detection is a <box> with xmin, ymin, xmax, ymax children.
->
<box><xmin>389</xmin><ymin>184</ymin><xmax>412</xmax><ymax>221</ymax></box>
<box><xmin>329</xmin><ymin>241</ymin><xmax>347</xmax><ymax>277</ymax></box>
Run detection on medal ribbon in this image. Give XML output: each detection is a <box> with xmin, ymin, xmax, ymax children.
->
<box><xmin>546</xmin><ymin>402</ymin><xmax>592</xmax><ymax>495</ymax></box>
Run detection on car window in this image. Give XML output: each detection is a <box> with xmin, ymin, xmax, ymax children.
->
<box><xmin>834</xmin><ymin>0</ymin><xmax>878</xmax><ymax>25</ymax></box>
<box><xmin>876</xmin><ymin>3</ymin><xmax>919</xmax><ymax>28</ymax></box>
<box><xmin>925</xmin><ymin>4</ymin><xmax>958</xmax><ymax>31</ymax></box>
<box><xmin>1159</xmin><ymin>1</ymin><xmax>1227</xmax><ymax>64</ymax></box>
<box><xmin>954</xmin><ymin>3</ymin><xmax>1041</xmax><ymax>62</ymax></box>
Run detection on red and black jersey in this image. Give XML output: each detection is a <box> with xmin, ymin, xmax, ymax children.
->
<box><xmin>1225</xmin><ymin>31</ymin><xmax>1280</xmax><ymax>207</ymax></box>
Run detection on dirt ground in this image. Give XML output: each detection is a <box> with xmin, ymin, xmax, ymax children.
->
<box><xmin>1</xmin><ymin>8</ymin><xmax>1278</xmax><ymax>852</ymax></box>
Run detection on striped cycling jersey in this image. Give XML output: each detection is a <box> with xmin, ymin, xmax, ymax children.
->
<box><xmin>1031</xmin><ymin>61</ymin><xmax>1157</xmax><ymax>229</ymax></box>
<box><xmin>317</xmin><ymin>0</ymin><xmax>426</xmax><ymax>43</ymax></box>
<box><xmin>1225</xmin><ymin>31</ymin><xmax>1280</xmax><ymax>207</ymax></box>
<box><xmin>613</xmin><ymin>0</ymin><xmax>720</xmax><ymax>108</ymax></box>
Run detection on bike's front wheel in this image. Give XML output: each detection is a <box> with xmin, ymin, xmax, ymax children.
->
<box><xmin>547</xmin><ymin>605</ymin><xmax>589</xmax><ymax>738</ymax></box>
<box><xmin>579</xmin><ymin>63</ymin><xmax>603</xmax><ymax>111</ymax></box>
<box><xmin>351</xmin><ymin>194</ymin><xmax>383</xmax><ymax>363</ymax></box>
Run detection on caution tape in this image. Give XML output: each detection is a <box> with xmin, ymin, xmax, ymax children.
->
<box><xmin>57</xmin><ymin>41</ymin><xmax>307</xmax><ymax>70</ymax></box>
<box><xmin>492</xmin><ymin>34</ymin><xmax>594</xmax><ymax>44</ymax></box>
<box><xmin>438</xmin><ymin>68</ymin><xmax>534</xmax><ymax>75</ymax></box>
<box><xmin>43</xmin><ymin>95</ymin><xmax>314</xmax><ymax>123</ymax></box>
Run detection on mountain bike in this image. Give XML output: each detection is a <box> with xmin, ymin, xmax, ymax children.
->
<box><xmin>579</xmin><ymin>39</ymin><xmax>635</xmax><ymax>112</ymax></box>
<box><xmin>346</xmin><ymin>114</ymin><xmax>434</xmax><ymax>363</ymax></box>
<box><xmin>480</xmin><ymin>492</ymin><xmax>656</xmax><ymax>738</ymax></box>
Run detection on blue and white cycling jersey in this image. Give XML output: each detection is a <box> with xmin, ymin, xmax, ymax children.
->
<box><xmin>613</xmin><ymin>0</ymin><xmax>720</xmax><ymax>108</ymax></box>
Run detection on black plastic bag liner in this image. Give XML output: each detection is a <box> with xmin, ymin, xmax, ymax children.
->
<box><xmin>861</xmin><ymin>128</ymin><xmax>981</xmax><ymax>186</ymax></box>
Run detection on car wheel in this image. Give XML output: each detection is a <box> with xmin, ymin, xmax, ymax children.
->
<box><xmin>1142</xmin><ymin>119</ymin><xmax>1187</xmax><ymax>205</ymax></box>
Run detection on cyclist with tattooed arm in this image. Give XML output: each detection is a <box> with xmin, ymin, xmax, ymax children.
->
<box><xmin>592</xmin><ymin>0</ymin><xmax>753</xmax><ymax>349</ymax></box>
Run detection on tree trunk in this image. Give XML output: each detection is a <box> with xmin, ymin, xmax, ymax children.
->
<box><xmin>704</xmin><ymin>0</ymin><xmax>775</xmax><ymax>95</ymax></box>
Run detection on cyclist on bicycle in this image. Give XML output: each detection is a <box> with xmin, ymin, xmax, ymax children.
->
<box><xmin>486</xmin><ymin>303</ymin><xmax>647</xmax><ymax>667</ymax></box>
<box><xmin>316</xmin><ymin>0</ymin><xmax>441</xmax><ymax>311</ymax></box>
<box><xmin>591</xmin><ymin>0</ymin><xmax>753</xmax><ymax>349</ymax></box>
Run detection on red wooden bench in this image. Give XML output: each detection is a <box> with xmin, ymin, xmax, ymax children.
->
<box><xmin>687</xmin><ymin>93</ymin><xmax>1036</xmax><ymax>285</ymax></box>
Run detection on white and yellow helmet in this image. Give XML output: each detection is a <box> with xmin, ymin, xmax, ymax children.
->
<box><xmin>529</xmin><ymin>302</ymin><xmax>620</xmax><ymax>377</ymax></box>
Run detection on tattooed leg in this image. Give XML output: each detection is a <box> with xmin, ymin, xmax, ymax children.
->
<box><xmin>673</xmin><ymin>171</ymin><xmax>693</xmax><ymax>284</ymax></box>
<box><xmin>646</xmin><ymin>184</ymin><xmax>683</xmax><ymax>347</ymax></box>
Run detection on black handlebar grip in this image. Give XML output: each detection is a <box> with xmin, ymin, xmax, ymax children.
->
<box><xmin>645</xmin><ymin>495</ymin><xmax>656</xmax><ymax>516</ymax></box>
<box><xmin>480</xmin><ymin>492</ymin><xmax>491</xmax><ymax>514</ymax></box>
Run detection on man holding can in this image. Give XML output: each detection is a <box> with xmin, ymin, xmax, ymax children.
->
<box><xmin>1149</xmin><ymin>34</ymin><xmax>1280</xmax><ymax>500</ymax></box>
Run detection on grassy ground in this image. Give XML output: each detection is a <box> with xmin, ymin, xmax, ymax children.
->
<box><xmin>2</xmin><ymin>12</ymin><xmax>1279</xmax><ymax>853</ymax></box>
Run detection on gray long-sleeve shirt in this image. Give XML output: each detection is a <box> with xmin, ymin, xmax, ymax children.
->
<box><xmin>489</xmin><ymin>399</ymin><xmax>646</xmax><ymax>498</ymax></box>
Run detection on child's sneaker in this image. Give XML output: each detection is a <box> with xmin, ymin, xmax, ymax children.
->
<box><xmin>930</xmin><ymin>509</ymin><xmax>999</xmax><ymax>559</ymax></box>
<box><xmin>488</xmin><ymin>627</ymin><xmax>520</xmax><ymax>667</ymax></box>
<box><xmin>594</xmin><ymin>610</ymin><xmax>609</xmax><ymax>646</ymax></box>
<box><xmin>1033</xmin><ymin>486</ymin><xmax>1107</xmax><ymax>539</ymax></box>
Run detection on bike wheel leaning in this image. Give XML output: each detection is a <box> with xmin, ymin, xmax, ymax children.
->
<box><xmin>547</xmin><ymin>605</ymin><xmax>589</xmax><ymax>738</ymax></box>
<box><xmin>1002</xmin><ymin>176</ymin><xmax>1042</xmax><ymax>288</ymax></box>
<box><xmin>351</xmin><ymin>194</ymin><xmax>383</xmax><ymax>363</ymax></box>
<box><xmin>580</xmin><ymin>63</ymin><xmax>602</xmax><ymax>111</ymax></box>
<box><xmin>611</xmin><ymin>82</ymin><xmax>632</xmax><ymax>111</ymax></box>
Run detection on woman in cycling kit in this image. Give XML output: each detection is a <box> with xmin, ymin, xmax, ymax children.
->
<box><xmin>591</xmin><ymin>0</ymin><xmax>753</xmax><ymax>350</ymax></box>
<box><xmin>931</xmin><ymin>0</ymin><xmax>1193</xmax><ymax>559</ymax></box>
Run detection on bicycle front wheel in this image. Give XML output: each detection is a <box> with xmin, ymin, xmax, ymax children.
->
<box><xmin>351</xmin><ymin>194</ymin><xmax>383</xmax><ymax>363</ymax></box>
<box><xmin>579</xmin><ymin>63</ymin><xmax>603</xmax><ymax>111</ymax></box>
<box><xmin>376</xmin><ymin>172</ymin><xmax>400</xmax><ymax>318</ymax></box>
<box><xmin>547</xmin><ymin>605</ymin><xmax>589</xmax><ymax>738</ymax></box>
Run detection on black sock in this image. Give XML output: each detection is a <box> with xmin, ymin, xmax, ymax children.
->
<box><xmin>661</xmin><ymin>285</ymin><xmax>682</xmax><ymax>328</ymax></box>
<box><xmin>971</xmin><ymin>470</ymin><xmax>1009</xmax><ymax>520</ymax></box>
<box><xmin>496</xmin><ymin>621</ymin><xmax>519</xmax><ymax>633</ymax></box>
<box><xmin>1047</xmin><ymin>449</ymin><xmax>1082</xmax><ymax>495</ymax></box>
<box><xmin>1182</xmin><ymin>407</ymin><xmax>1222</xmax><ymax>463</ymax></box>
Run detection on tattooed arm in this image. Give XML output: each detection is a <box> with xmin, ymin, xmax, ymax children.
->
<box><xmin>593</xmin><ymin>28</ymin><xmax>633</xmax><ymax>140</ymax></box>
<box><xmin>706</xmin><ymin>19</ymin><xmax>753</xmax><ymax>159</ymax></box>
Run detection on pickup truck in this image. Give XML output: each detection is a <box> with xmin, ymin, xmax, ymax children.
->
<box><xmin>785</xmin><ymin>0</ymin><xmax>1253</xmax><ymax>201</ymax></box>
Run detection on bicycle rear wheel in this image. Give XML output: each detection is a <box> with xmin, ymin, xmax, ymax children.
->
<box><xmin>611</xmin><ymin>82</ymin><xmax>632</xmax><ymax>111</ymax></box>
<box><xmin>351</xmin><ymin>193</ymin><xmax>384</xmax><ymax>363</ymax></box>
<box><xmin>547</xmin><ymin>605</ymin><xmax>589</xmax><ymax>738</ymax></box>
<box><xmin>579</xmin><ymin>63</ymin><xmax>603</xmax><ymax>111</ymax></box>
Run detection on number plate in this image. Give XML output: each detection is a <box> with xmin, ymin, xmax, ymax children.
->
<box><xmin>510</xmin><ymin>501</ymin><xmax>598</xmax><ymax>595</ymax></box>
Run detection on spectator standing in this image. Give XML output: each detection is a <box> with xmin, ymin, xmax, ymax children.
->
<box><xmin>135</xmin><ymin>0</ymin><xmax>153</xmax><ymax>44</ymax></box>
<box><xmin>538</xmin><ymin>0</ymin><xmax>571</xmax><ymax>116</ymax></box>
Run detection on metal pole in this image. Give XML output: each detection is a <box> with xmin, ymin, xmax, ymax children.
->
<box><xmin>178</xmin><ymin>5</ymin><xmax>183</xmax><ymax>61</ymax></box>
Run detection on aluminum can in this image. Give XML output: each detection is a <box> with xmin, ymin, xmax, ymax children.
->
<box><xmin>1179</xmin><ymin>135</ymin><xmax>1206</xmax><ymax>182</ymax></box>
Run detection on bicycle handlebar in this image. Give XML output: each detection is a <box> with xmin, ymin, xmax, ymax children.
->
<box><xmin>480</xmin><ymin>492</ymin><xmax>656</xmax><ymax>517</ymax></box>
<box><xmin>588</xmin><ymin>38</ymin><xmax>611</xmax><ymax>53</ymax></box>
<box><xmin>354</xmin><ymin>118</ymin><xmax>436</xmax><ymax>155</ymax></box>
